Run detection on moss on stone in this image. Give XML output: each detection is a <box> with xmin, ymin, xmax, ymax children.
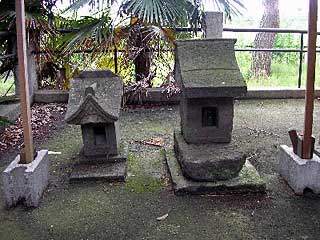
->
<box><xmin>238</xmin><ymin>163</ymin><xmax>265</xmax><ymax>185</ymax></box>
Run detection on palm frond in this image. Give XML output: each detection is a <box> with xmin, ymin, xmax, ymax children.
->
<box><xmin>63</xmin><ymin>0</ymin><xmax>117</xmax><ymax>13</ymax></box>
<box><xmin>120</xmin><ymin>0</ymin><xmax>187</xmax><ymax>26</ymax></box>
<box><xmin>61</xmin><ymin>11</ymin><xmax>114</xmax><ymax>54</ymax></box>
<box><xmin>212</xmin><ymin>0</ymin><xmax>246</xmax><ymax>19</ymax></box>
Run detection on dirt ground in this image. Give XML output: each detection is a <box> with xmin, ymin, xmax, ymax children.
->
<box><xmin>1</xmin><ymin>99</ymin><xmax>320</xmax><ymax>240</ymax></box>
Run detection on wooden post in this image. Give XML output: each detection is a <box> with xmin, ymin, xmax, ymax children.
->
<box><xmin>15</xmin><ymin>0</ymin><xmax>34</xmax><ymax>163</ymax></box>
<box><xmin>303</xmin><ymin>0</ymin><xmax>318</xmax><ymax>159</ymax></box>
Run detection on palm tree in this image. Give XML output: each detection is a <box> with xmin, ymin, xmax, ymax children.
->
<box><xmin>0</xmin><ymin>0</ymin><xmax>60</xmax><ymax>93</ymax></box>
<box><xmin>62</xmin><ymin>0</ymin><xmax>245</xmax><ymax>88</ymax></box>
<box><xmin>0</xmin><ymin>0</ymin><xmax>245</xmax><ymax>93</ymax></box>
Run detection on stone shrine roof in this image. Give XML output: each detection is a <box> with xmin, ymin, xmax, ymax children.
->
<box><xmin>175</xmin><ymin>39</ymin><xmax>247</xmax><ymax>98</ymax></box>
<box><xmin>65</xmin><ymin>70</ymin><xmax>123</xmax><ymax>125</ymax></box>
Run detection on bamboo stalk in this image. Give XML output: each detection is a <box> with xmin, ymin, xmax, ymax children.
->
<box><xmin>303</xmin><ymin>0</ymin><xmax>318</xmax><ymax>159</ymax></box>
<box><xmin>15</xmin><ymin>0</ymin><xmax>34</xmax><ymax>163</ymax></box>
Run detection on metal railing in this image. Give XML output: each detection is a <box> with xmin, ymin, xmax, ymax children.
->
<box><xmin>222</xmin><ymin>27</ymin><xmax>320</xmax><ymax>88</ymax></box>
<box><xmin>55</xmin><ymin>27</ymin><xmax>319</xmax><ymax>88</ymax></box>
<box><xmin>1</xmin><ymin>27</ymin><xmax>319</xmax><ymax>89</ymax></box>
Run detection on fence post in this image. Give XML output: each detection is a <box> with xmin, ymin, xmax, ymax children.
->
<box><xmin>298</xmin><ymin>33</ymin><xmax>304</xmax><ymax>88</ymax></box>
<box><xmin>114</xmin><ymin>47</ymin><xmax>118</xmax><ymax>74</ymax></box>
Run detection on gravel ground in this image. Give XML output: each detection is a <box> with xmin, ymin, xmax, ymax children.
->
<box><xmin>0</xmin><ymin>99</ymin><xmax>320</xmax><ymax>240</ymax></box>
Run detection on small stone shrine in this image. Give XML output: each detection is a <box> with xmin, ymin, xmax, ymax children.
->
<box><xmin>65</xmin><ymin>70</ymin><xmax>127</xmax><ymax>182</ymax></box>
<box><xmin>165</xmin><ymin>39</ymin><xmax>266</xmax><ymax>195</ymax></box>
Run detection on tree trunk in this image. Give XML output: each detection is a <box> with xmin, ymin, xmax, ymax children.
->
<box><xmin>251</xmin><ymin>0</ymin><xmax>280</xmax><ymax>77</ymax></box>
<box><xmin>130</xmin><ymin>21</ymin><xmax>152</xmax><ymax>86</ymax></box>
<box><xmin>134</xmin><ymin>51</ymin><xmax>152</xmax><ymax>85</ymax></box>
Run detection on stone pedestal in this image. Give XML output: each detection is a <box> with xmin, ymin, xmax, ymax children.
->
<box><xmin>69</xmin><ymin>145</ymin><xmax>128</xmax><ymax>182</ymax></box>
<box><xmin>165</xmin><ymin>148</ymin><xmax>266</xmax><ymax>195</ymax></box>
<box><xmin>174</xmin><ymin>131</ymin><xmax>246</xmax><ymax>181</ymax></box>
<box><xmin>279</xmin><ymin>145</ymin><xmax>320</xmax><ymax>194</ymax></box>
<box><xmin>2</xmin><ymin>150</ymin><xmax>49</xmax><ymax>208</ymax></box>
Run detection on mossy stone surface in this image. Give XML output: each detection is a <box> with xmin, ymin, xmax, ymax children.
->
<box><xmin>174</xmin><ymin>130</ymin><xmax>246</xmax><ymax>181</ymax></box>
<box><xmin>166</xmin><ymin>148</ymin><xmax>266</xmax><ymax>195</ymax></box>
<box><xmin>175</xmin><ymin>39</ymin><xmax>247</xmax><ymax>98</ymax></box>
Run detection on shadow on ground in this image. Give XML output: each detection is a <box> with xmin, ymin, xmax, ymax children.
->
<box><xmin>1</xmin><ymin>99</ymin><xmax>320</xmax><ymax>240</ymax></box>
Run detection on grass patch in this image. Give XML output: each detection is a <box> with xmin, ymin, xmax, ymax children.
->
<box><xmin>125</xmin><ymin>152</ymin><xmax>164</xmax><ymax>193</ymax></box>
<box><xmin>125</xmin><ymin>176</ymin><xmax>163</xmax><ymax>193</ymax></box>
<box><xmin>236</xmin><ymin>51</ymin><xmax>320</xmax><ymax>88</ymax></box>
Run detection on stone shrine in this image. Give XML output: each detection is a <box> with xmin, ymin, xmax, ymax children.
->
<box><xmin>165</xmin><ymin>38</ymin><xmax>266</xmax><ymax>195</ymax></box>
<box><xmin>65</xmin><ymin>70</ymin><xmax>127</xmax><ymax>182</ymax></box>
<box><xmin>176</xmin><ymin>39</ymin><xmax>247</xmax><ymax>144</ymax></box>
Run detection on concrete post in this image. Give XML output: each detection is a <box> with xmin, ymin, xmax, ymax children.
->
<box><xmin>204</xmin><ymin>12</ymin><xmax>223</xmax><ymax>38</ymax></box>
<box><xmin>12</xmin><ymin>36</ymin><xmax>38</xmax><ymax>103</ymax></box>
<box><xmin>27</xmin><ymin>42</ymin><xmax>38</xmax><ymax>103</ymax></box>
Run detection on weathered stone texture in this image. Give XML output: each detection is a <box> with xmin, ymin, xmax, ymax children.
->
<box><xmin>65</xmin><ymin>70</ymin><xmax>123</xmax><ymax>124</ymax></box>
<box><xmin>65</xmin><ymin>70</ymin><xmax>123</xmax><ymax>159</ymax></box>
<box><xmin>168</xmin><ymin>38</ymin><xmax>251</xmax><ymax>186</ymax></box>
<box><xmin>81</xmin><ymin>121</ymin><xmax>120</xmax><ymax>157</ymax></box>
<box><xmin>2</xmin><ymin>150</ymin><xmax>49</xmax><ymax>207</ymax></box>
<box><xmin>70</xmin><ymin>145</ymin><xmax>128</xmax><ymax>182</ymax></box>
<box><xmin>174</xmin><ymin>131</ymin><xmax>246</xmax><ymax>181</ymax></box>
<box><xmin>166</xmin><ymin>148</ymin><xmax>266</xmax><ymax>195</ymax></box>
<box><xmin>65</xmin><ymin>70</ymin><xmax>127</xmax><ymax>182</ymax></box>
<box><xmin>174</xmin><ymin>39</ymin><xmax>247</xmax><ymax>99</ymax></box>
<box><xmin>69</xmin><ymin>161</ymin><xmax>127</xmax><ymax>183</ymax></box>
<box><xmin>180</xmin><ymin>97</ymin><xmax>234</xmax><ymax>143</ymax></box>
<box><xmin>204</xmin><ymin>12</ymin><xmax>223</xmax><ymax>38</ymax></box>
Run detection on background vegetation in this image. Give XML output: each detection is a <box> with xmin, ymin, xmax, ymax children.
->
<box><xmin>235</xmin><ymin>33</ymin><xmax>320</xmax><ymax>88</ymax></box>
<box><xmin>2</xmin><ymin>31</ymin><xmax>320</xmax><ymax>98</ymax></box>
<box><xmin>1</xmin><ymin>0</ymin><xmax>319</xmax><ymax>98</ymax></box>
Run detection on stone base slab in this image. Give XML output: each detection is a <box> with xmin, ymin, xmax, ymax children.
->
<box><xmin>165</xmin><ymin>149</ymin><xmax>266</xmax><ymax>195</ymax></box>
<box><xmin>69</xmin><ymin>145</ymin><xmax>128</xmax><ymax>183</ymax></box>
<box><xmin>2</xmin><ymin>150</ymin><xmax>49</xmax><ymax>208</ymax></box>
<box><xmin>279</xmin><ymin>145</ymin><xmax>320</xmax><ymax>194</ymax></box>
<box><xmin>69</xmin><ymin>161</ymin><xmax>127</xmax><ymax>183</ymax></box>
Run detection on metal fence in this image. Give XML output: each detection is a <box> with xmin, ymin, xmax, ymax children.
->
<box><xmin>1</xmin><ymin>27</ymin><xmax>320</xmax><ymax>92</ymax></box>
<box><xmin>223</xmin><ymin>27</ymin><xmax>320</xmax><ymax>88</ymax></box>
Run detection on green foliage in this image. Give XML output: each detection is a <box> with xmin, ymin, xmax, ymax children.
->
<box><xmin>232</xmin><ymin>33</ymin><xmax>315</xmax><ymax>88</ymax></box>
<box><xmin>236</xmin><ymin>50</ymin><xmax>320</xmax><ymax>88</ymax></box>
<box><xmin>121</xmin><ymin>0</ymin><xmax>187</xmax><ymax>26</ymax></box>
<box><xmin>273</xmin><ymin>34</ymin><xmax>300</xmax><ymax>65</ymax></box>
<box><xmin>152</xmin><ymin>51</ymin><xmax>174</xmax><ymax>87</ymax></box>
<box><xmin>0</xmin><ymin>116</ymin><xmax>10</xmax><ymax>127</ymax></box>
<box><xmin>0</xmin><ymin>75</ymin><xmax>15</xmax><ymax>97</ymax></box>
<box><xmin>236</xmin><ymin>52</ymin><xmax>252</xmax><ymax>81</ymax></box>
